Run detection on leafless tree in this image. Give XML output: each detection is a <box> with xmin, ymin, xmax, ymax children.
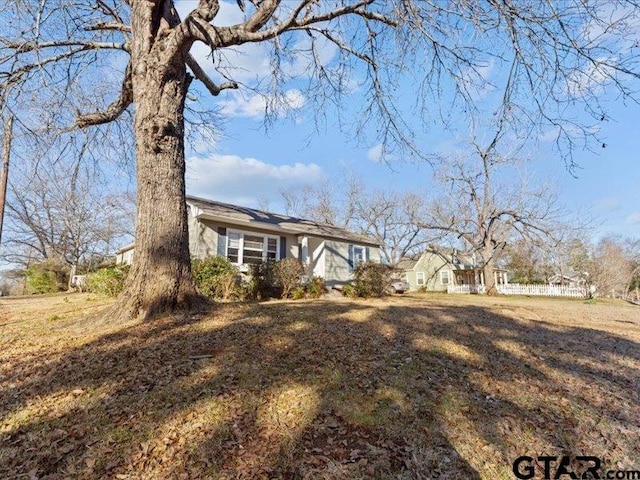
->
<box><xmin>0</xmin><ymin>114</ymin><xmax>12</xmax><ymax>244</ymax></box>
<box><xmin>502</xmin><ymin>239</ymin><xmax>548</xmax><ymax>284</ymax></box>
<box><xmin>2</xmin><ymin>161</ymin><xmax>134</xmax><ymax>281</ymax></box>
<box><xmin>2</xmin><ymin>1</ymin><xmax>640</xmax><ymax>320</ymax></box>
<box><xmin>590</xmin><ymin>236</ymin><xmax>634</xmax><ymax>298</ymax></box>
<box><xmin>626</xmin><ymin>237</ymin><xmax>640</xmax><ymax>301</ymax></box>
<box><xmin>353</xmin><ymin>190</ymin><xmax>436</xmax><ymax>266</ymax></box>
<box><xmin>281</xmin><ymin>179</ymin><xmax>434</xmax><ymax>265</ymax></box>
<box><xmin>421</xmin><ymin>128</ymin><xmax>569</xmax><ymax>293</ymax></box>
<box><xmin>280</xmin><ymin>174</ymin><xmax>361</xmax><ymax>229</ymax></box>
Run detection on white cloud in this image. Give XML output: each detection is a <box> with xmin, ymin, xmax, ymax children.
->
<box><xmin>219</xmin><ymin>89</ymin><xmax>306</xmax><ymax>118</ymax></box>
<box><xmin>218</xmin><ymin>93</ymin><xmax>268</xmax><ymax>118</ymax></box>
<box><xmin>189</xmin><ymin>38</ymin><xmax>271</xmax><ymax>84</ymax></box>
<box><xmin>583</xmin><ymin>4</ymin><xmax>640</xmax><ymax>49</ymax></box>
<box><xmin>539</xmin><ymin>127</ymin><xmax>560</xmax><ymax>143</ymax></box>
<box><xmin>186</xmin><ymin>154</ymin><xmax>323</xmax><ymax>206</ymax></box>
<box><xmin>177</xmin><ymin>1</ymin><xmax>343</xmax><ymax>102</ymax></box>
<box><xmin>594</xmin><ymin>196</ymin><xmax>622</xmax><ymax>212</ymax></box>
<box><xmin>626</xmin><ymin>212</ymin><xmax>640</xmax><ymax>225</ymax></box>
<box><xmin>281</xmin><ymin>35</ymin><xmax>339</xmax><ymax>78</ymax></box>
<box><xmin>367</xmin><ymin>143</ymin><xmax>384</xmax><ymax>162</ymax></box>
<box><xmin>460</xmin><ymin>60</ymin><xmax>496</xmax><ymax>101</ymax></box>
<box><xmin>566</xmin><ymin>58</ymin><xmax>616</xmax><ymax>97</ymax></box>
<box><xmin>175</xmin><ymin>1</ymin><xmax>271</xmax><ymax>83</ymax></box>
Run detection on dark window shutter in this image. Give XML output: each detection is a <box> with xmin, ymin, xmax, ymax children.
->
<box><xmin>279</xmin><ymin>236</ymin><xmax>287</xmax><ymax>259</ymax></box>
<box><xmin>348</xmin><ymin>244</ymin><xmax>354</xmax><ymax>272</ymax></box>
<box><xmin>217</xmin><ymin>227</ymin><xmax>227</xmax><ymax>256</ymax></box>
<box><xmin>365</xmin><ymin>247</ymin><xmax>370</xmax><ymax>262</ymax></box>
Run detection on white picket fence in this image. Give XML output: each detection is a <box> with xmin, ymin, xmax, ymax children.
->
<box><xmin>447</xmin><ymin>285</ymin><xmax>486</xmax><ymax>294</ymax></box>
<box><xmin>448</xmin><ymin>283</ymin><xmax>589</xmax><ymax>298</ymax></box>
<box><xmin>497</xmin><ymin>284</ymin><xmax>588</xmax><ymax>297</ymax></box>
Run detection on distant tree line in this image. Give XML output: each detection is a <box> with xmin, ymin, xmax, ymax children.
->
<box><xmin>504</xmin><ymin>236</ymin><xmax>640</xmax><ymax>299</ymax></box>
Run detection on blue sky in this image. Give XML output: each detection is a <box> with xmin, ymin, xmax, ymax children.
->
<box><xmin>183</xmin><ymin>72</ymin><xmax>640</xmax><ymax>241</ymax></box>
<box><xmin>174</xmin><ymin>2</ymin><xmax>640</xmax><ymax>242</ymax></box>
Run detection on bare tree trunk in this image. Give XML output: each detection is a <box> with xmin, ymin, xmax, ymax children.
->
<box><xmin>68</xmin><ymin>263</ymin><xmax>77</xmax><ymax>291</ymax></box>
<box><xmin>484</xmin><ymin>263</ymin><xmax>497</xmax><ymax>295</ymax></box>
<box><xmin>482</xmin><ymin>246</ymin><xmax>498</xmax><ymax>295</ymax></box>
<box><xmin>0</xmin><ymin>114</ymin><xmax>13</xmax><ymax>245</ymax></box>
<box><xmin>109</xmin><ymin>50</ymin><xmax>205</xmax><ymax>321</ymax></box>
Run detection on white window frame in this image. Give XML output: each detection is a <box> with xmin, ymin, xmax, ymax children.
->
<box><xmin>352</xmin><ymin>245</ymin><xmax>366</xmax><ymax>267</ymax></box>
<box><xmin>440</xmin><ymin>270</ymin><xmax>450</xmax><ymax>285</ymax></box>
<box><xmin>226</xmin><ymin>229</ymin><xmax>280</xmax><ymax>268</ymax></box>
<box><xmin>416</xmin><ymin>271</ymin><xmax>425</xmax><ymax>286</ymax></box>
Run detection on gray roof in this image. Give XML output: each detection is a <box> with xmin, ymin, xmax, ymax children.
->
<box><xmin>186</xmin><ymin>195</ymin><xmax>379</xmax><ymax>246</ymax></box>
<box><xmin>398</xmin><ymin>246</ymin><xmax>507</xmax><ymax>271</ymax></box>
<box><xmin>116</xmin><ymin>242</ymin><xmax>135</xmax><ymax>254</ymax></box>
<box><xmin>396</xmin><ymin>257</ymin><xmax>418</xmax><ymax>270</ymax></box>
<box><xmin>428</xmin><ymin>246</ymin><xmax>477</xmax><ymax>268</ymax></box>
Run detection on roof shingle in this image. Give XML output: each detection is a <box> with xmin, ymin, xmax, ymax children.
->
<box><xmin>186</xmin><ymin>195</ymin><xmax>379</xmax><ymax>246</ymax></box>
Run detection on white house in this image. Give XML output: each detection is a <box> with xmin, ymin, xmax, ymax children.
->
<box><xmin>116</xmin><ymin>195</ymin><xmax>380</xmax><ymax>287</ymax></box>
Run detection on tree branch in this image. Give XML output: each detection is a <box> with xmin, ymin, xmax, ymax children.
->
<box><xmin>2</xmin><ymin>40</ymin><xmax>128</xmax><ymax>53</ymax></box>
<box><xmin>185</xmin><ymin>54</ymin><xmax>238</xmax><ymax>95</ymax></box>
<box><xmin>85</xmin><ymin>22</ymin><xmax>131</xmax><ymax>33</ymax></box>
<box><xmin>75</xmin><ymin>63</ymin><xmax>133</xmax><ymax>128</ymax></box>
<box><xmin>185</xmin><ymin>0</ymin><xmax>395</xmax><ymax>48</ymax></box>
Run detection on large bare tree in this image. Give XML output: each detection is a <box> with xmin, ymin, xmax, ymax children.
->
<box><xmin>590</xmin><ymin>235</ymin><xmax>639</xmax><ymax>299</ymax></box>
<box><xmin>281</xmin><ymin>179</ymin><xmax>434</xmax><ymax>265</ymax></box>
<box><xmin>2</xmin><ymin>160</ymin><xmax>134</xmax><ymax>277</ymax></box>
<box><xmin>422</xmin><ymin>129</ymin><xmax>568</xmax><ymax>293</ymax></box>
<box><xmin>2</xmin><ymin>1</ymin><xmax>640</xmax><ymax>320</ymax></box>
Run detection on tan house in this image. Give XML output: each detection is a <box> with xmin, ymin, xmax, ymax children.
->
<box><xmin>399</xmin><ymin>247</ymin><xmax>508</xmax><ymax>292</ymax></box>
<box><xmin>116</xmin><ymin>195</ymin><xmax>380</xmax><ymax>287</ymax></box>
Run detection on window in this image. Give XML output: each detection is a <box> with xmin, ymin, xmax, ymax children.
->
<box><xmin>353</xmin><ymin>245</ymin><xmax>365</xmax><ymax>266</ymax></box>
<box><xmin>227</xmin><ymin>232</ymin><xmax>240</xmax><ymax>263</ymax></box>
<box><xmin>416</xmin><ymin>272</ymin><xmax>425</xmax><ymax>286</ymax></box>
<box><xmin>226</xmin><ymin>230</ymin><xmax>279</xmax><ymax>265</ymax></box>
<box><xmin>267</xmin><ymin>238</ymin><xmax>278</xmax><ymax>260</ymax></box>
<box><xmin>440</xmin><ymin>270</ymin><xmax>450</xmax><ymax>285</ymax></box>
<box><xmin>243</xmin><ymin>234</ymin><xmax>265</xmax><ymax>265</ymax></box>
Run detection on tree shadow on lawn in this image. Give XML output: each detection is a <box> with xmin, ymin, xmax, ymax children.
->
<box><xmin>1</xmin><ymin>298</ymin><xmax>639</xmax><ymax>479</ymax></box>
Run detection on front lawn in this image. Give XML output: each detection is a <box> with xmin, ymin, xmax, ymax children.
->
<box><xmin>1</xmin><ymin>293</ymin><xmax>638</xmax><ymax>479</ymax></box>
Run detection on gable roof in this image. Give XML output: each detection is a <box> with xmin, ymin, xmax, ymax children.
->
<box><xmin>116</xmin><ymin>242</ymin><xmax>135</xmax><ymax>254</ymax></box>
<box><xmin>186</xmin><ymin>195</ymin><xmax>379</xmax><ymax>246</ymax></box>
<box><xmin>398</xmin><ymin>246</ymin><xmax>509</xmax><ymax>272</ymax></box>
<box><xmin>548</xmin><ymin>272</ymin><xmax>588</xmax><ymax>284</ymax></box>
<box><xmin>427</xmin><ymin>246</ymin><xmax>477</xmax><ymax>269</ymax></box>
<box><xmin>396</xmin><ymin>256</ymin><xmax>419</xmax><ymax>270</ymax></box>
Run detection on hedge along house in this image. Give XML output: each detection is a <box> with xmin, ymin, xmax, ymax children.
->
<box><xmin>117</xmin><ymin>195</ymin><xmax>380</xmax><ymax>288</ymax></box>
<box><xmin>398</xmin><ymin>246</ymin><xmax>508</xmax><ymax>292</ymax></box>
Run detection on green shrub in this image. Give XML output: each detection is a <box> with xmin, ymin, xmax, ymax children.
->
<box><xmin>25</xmin><ymin>260</ymin><xmax>67</xmax><ymax>294</ymax></box>
<box><xmin>192</xmin><ymin>256</ymin><xmax>240</xmax><ymax>300</ymax></box>
<box><xmin>352</xmin><ymin>261</ymin><xmax>392</xmax><ymax>298</ymax></box>
<box><xmin>273</xmin><ymin>258</ymin><xmax>305</xmax><ymax>299</ymax></box>
<box><xmin>306</xmin><ymin>276</ymin><xmax>326</xmax><ymax>299</ymax></box>
<box><xmin>291</xmin><ymin>286</ymin><xmax>306</xmax><ymax>300</ymax></box>
<box><xmin>341</xmin><ymin>284</ymin><xmax>356</xmax><ymax>298</ymax></box>
<box><xmin>86</xmin><ymin>265</ymin><xmax>129</xmax><ymax>297</ymax></box>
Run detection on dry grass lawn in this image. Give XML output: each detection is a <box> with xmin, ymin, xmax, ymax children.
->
<box><xmin>1</xmin><ymin>292</ymin><xmax>639</xmax><ymax>479</ymax></box>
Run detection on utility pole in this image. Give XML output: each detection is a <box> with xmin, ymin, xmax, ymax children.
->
<box><xmin>0</xmin><ymin>114</ymin><xmax>13</xmax><ymax>245</ymax></box>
